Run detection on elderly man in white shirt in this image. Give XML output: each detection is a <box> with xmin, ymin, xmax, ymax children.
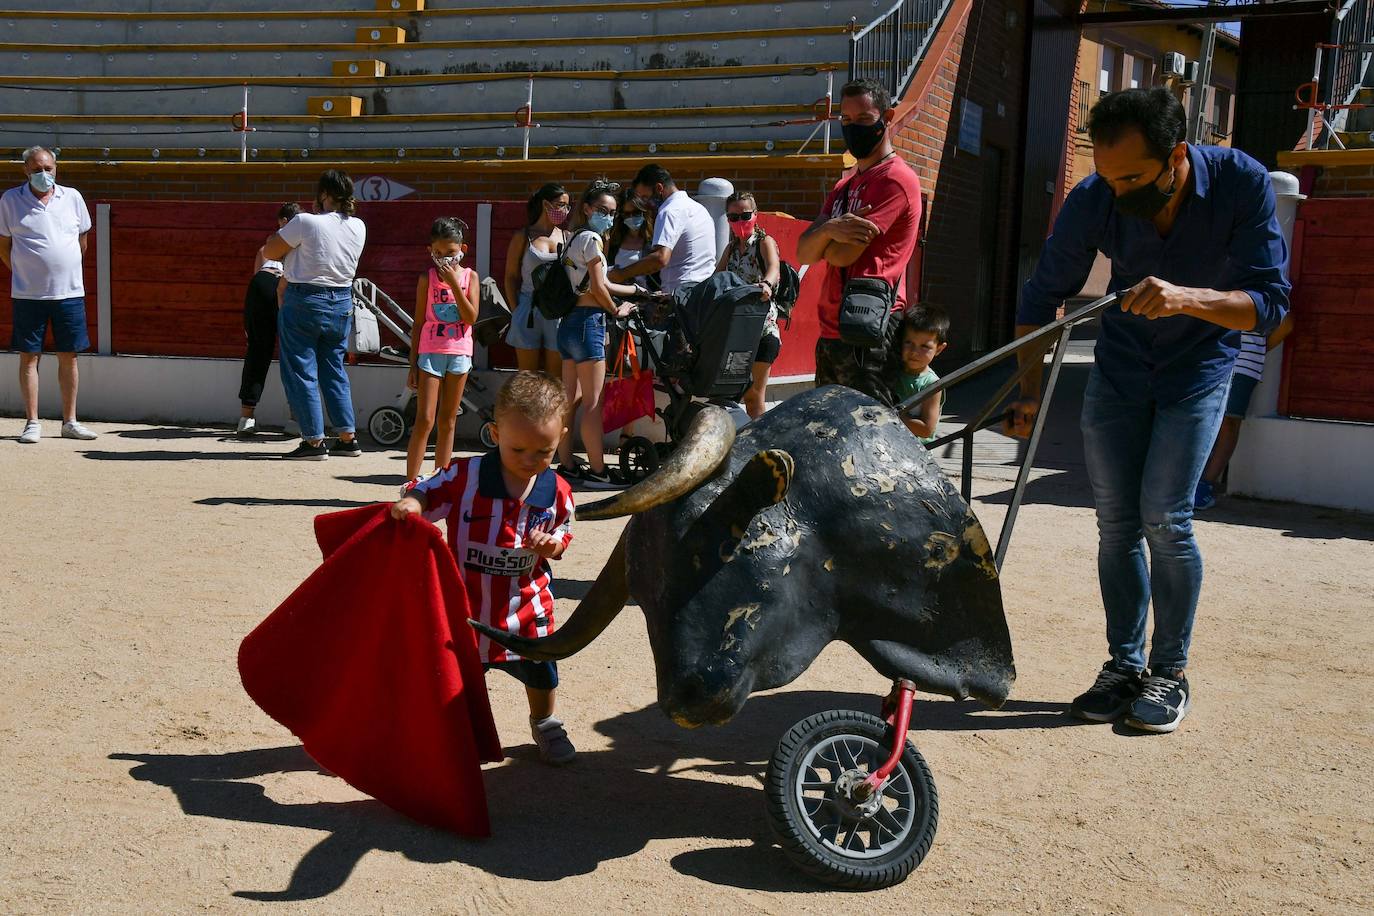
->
<box><xmin>0</xmin><ymin>145</ymin><xmax>97</xmax><ymax>443</ymax></box>
<box><xmin>609</xmin><ymin>163</ymin><xmax>717</xmax><ymax>295</ymax></box>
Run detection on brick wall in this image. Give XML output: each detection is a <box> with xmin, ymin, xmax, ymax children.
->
<box><xmin>1310</xmin><ymin>164</ymin><xmax>1374</xmax><ymax>198</ymax></box>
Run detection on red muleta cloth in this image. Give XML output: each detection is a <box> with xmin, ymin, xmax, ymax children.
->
<box><xmin>238</xmin><ymin>503</ymin><xmax>502</xmax><ymax>837</ymax></box>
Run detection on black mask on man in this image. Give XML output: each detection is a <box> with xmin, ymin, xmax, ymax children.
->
<box><xmin>1114</xmin><ymin>160</ymin><xmax>1176</xmax><ymax>221</ymax></box>
<box><xmin>842</xmin><ymin>118</ymin><xmax>887</xmax><ymax>160</ymax></box>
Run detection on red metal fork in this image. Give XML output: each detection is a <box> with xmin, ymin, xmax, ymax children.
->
<box><xmin>858</xmin><ymin>678</ymin><xmax>915</xmax><ymax>798</ymax></box>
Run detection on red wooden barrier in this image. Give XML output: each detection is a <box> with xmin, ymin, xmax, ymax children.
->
<box><xmin>1279</xmin><ymin>198</ymin><xmax>1374</xmax><ymax>423</ymax></box>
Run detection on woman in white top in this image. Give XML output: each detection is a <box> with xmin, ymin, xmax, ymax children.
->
<box><xmin>261</xmin><ymin>169</ymin><xmax>367</xmax><ymax>460</ymax></box>
<box><xmin>554</xmin><ymin>179</ymin><xmax>638</xmax><ymax>489</ymax></box>
<box><xmin>502</xmin><ymin>183</ymin><xmax>570</xmax><ymax>377</ymax></box>
<box><xmin>236</xmin><ymin>201</ymin><xmax>300</xmax><ymax>436</ymax></box>
<box><xmin>715</xmin><ymin>190</ymin><xmax>781</xmax><ymax>419</ymax></box>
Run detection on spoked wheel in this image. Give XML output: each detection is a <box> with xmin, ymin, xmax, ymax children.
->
<box><xmin>765</xmin><ymin>710</ymin><xmax>938</xmax><ymax>890</ymax></box>
<box><xmin>479</xmin><ymin>420</ymin><xmax>498</xmax><ymax>450</ymax></box>
<box><xmin>619</xmin><ymin>435</ymin><xmax>659</xmax><ymax>482</ymax></box>
<box><xmin>368</xmin><ymin>406</ymin><xmax>408</xmax><ymax>447</ymax></box>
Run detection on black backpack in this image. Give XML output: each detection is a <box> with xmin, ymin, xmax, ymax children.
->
<box><xmin>772</xmin><ymin>259</ymin><xmax>802</xmax><ymax>319</ymax></box>
<box><xmin>531</xmin><ymin>229</ymin><xmax>595</xmax><ymax>321</ymax></box>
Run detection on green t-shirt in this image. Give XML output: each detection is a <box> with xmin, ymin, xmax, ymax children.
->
<box><xmin>894</xmin><ymin>368</ymin><xmax>943</xmax><ymax>444</ymax></box>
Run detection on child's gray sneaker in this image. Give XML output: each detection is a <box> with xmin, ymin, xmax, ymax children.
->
<box><xmin>530</xmin><ymin>716</ymin><xmax>576</xmax><ymax>765</ymax></box>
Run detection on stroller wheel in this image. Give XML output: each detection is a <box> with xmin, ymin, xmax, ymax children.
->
<box><xmin>479</xmin><ymin>420</ymin><xmax>498</xmax><ymax>450</ymax></box>
<box><xmin>368</xmin><ymin>406</ymin><xmax>408</xmax><ymax>447</ymax></box>
<box><xmin>619</xmin><ymin>436</ymin><xmax>660</xmax><ymax>482</ymax></box>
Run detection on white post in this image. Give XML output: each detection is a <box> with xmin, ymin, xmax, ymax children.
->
<box><xmin>1248</xmin><ymin>171</ymin><xmax>1306</xmax><ymax>417</ymax></box>
<box><xmin>475</xmin><ymin>203</ymin><xmax>493</xmax><ymax>370</ymax></box>
<box><xmin>694</xmin><ymin>177</ymin><xmax>734</xmax><ymax>260</ymax></box>
<box><xmin>96</xmin><ymin>203</ymin><xmax>111</xmax><ymax>355</ymax></box>
<box><xmin>824</xmin><ymin>70</ymin><xmax>834</xmax><ymax>155</ymax></box>
<box><xmin>240</xmin><ymin>84</ymin><xmax>249</xmax><ymax>164</ymax></box>
<box><xmin>522</xmin><ymin>77</ymin><xmax>534</xmax><ymax>161</ymax></box>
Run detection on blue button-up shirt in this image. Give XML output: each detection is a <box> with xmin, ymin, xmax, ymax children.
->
<box><xmin>1017</xmin><ymin>144</ymin><xmax>1290</xmax><ymax>404</ymax></box>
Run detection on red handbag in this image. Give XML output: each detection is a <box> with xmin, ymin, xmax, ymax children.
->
<box><xmin>602</xmin><ymin>331</ymin><xmax>656</xmax><ymax>433</ymax></box>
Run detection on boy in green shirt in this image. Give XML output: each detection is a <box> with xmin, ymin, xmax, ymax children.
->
<box><xmin>894</xmin><ymin>305</ymin><xmax>949</xmax><ymax>444</ymax></box>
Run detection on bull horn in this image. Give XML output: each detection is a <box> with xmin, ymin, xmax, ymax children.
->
<box><xmin>468</xmin><ymin>531</ymin><xmax>628</xmax><ymax>661</ymax></box>
<box><xmin>576</xmin><ymin>406</ymin><xmax>736</xmax><ymax>521</ymax></box>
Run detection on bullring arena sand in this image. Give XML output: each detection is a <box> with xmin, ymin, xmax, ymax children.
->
<box><xmin>1</xmin><ymin>421</ymin><xmax>1371</xmax><ymax>915</ymax></box>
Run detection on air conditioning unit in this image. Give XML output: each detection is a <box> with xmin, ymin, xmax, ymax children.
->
<box><xmin>1182</xmin><ymin>60</ymin><xmax>1201</xmax><ymax>84</ymax></box>
<box><xmin>1161</xmin><ymin>52</ymin><xmax>1186</xmax><ymax>78</ymax></box>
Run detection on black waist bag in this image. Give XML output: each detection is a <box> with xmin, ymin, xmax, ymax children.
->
<box><xmin>837</xmin><ymin>276</ymin><xmax>895</xmax><ymax>349</ymax></box>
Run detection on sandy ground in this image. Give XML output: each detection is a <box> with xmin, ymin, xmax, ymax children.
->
<box><xmin>1</xmin><ymin>419</ymin><xmax>1372</xmax><ymax>915</ymax></box>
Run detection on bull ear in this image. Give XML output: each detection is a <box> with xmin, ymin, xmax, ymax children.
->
<box><xmin>694</xmin><ymin>448</ymin><xmax>794</xmax><ymax>554</ymax></box>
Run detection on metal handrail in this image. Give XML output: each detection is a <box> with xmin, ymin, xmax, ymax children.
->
<box><xmin>898</xmin><ymin>292</ymin><xmax>1118</xmax><ymax>571</ymax></box>
<box><xmin>847</xmin><ymin>0</ymin><xmax>954</xmax><ymax>101</ymax></box>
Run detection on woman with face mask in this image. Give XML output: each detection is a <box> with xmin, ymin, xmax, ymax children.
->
<box><xmin>260</xmin><ymin>169</ymin><xmax>367</xmax><ymax>460</ymax></box>
<box><xmin>554</xmin><ymin>179</ymin><xmax>639</xmax><ymax>489</ymax></box>
<box><xmin>608</xmin><ymin>191</ymin><xmax>649</xmax><ymax>283</ymax></box>
<box><xmin>503</xmin><ymin>183</ymin><xmax>570</xmax><ymax>377</ymax></box>
<box><xmin>715</xmin><ymin>190</ymin><xmax>782</xmax><ymax>419</ymax></box>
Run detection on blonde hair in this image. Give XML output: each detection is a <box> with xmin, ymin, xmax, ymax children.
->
<box><xmin>495</xmin><ymin>370</ymin><xmax>568</xmax><ymax>425</ymax></box>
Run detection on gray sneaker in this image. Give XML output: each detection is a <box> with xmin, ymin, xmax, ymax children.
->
<box><xmin>18</xmin><ymin>420</ymin><xmax>40</xmax><ymax>444</ymax></box>
<box><xmin>61</xmin><ymin>421</ymin><xmax>98</xmax><ymax>441</ymax></box>
<box><xmin>530</xmin><ymin>716</ymin><xmax>576</xmax><ymax>765</ymax></box>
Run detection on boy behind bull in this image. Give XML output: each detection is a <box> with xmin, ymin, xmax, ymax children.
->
<box><xmin>391</xmin><ymin>370</ymin><xmax>578</xmax><ymax>764</ymax></box>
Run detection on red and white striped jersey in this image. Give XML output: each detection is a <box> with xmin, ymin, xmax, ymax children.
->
<box><xmin>411</xmin><ymin>453</ymin><xmax>575</xmax><ymax>663</ymax></box>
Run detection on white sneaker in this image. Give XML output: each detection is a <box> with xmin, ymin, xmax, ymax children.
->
<box><xmin>61</xmin><ymin>421</ymin><xmax>98</xmax><ymax>441</ymax></box>
<box><xmin>236</xmin><ymin>416</ymin><xmax>258</xmax><ymax>437</ymax></box>
<box><xmin>18</xmin><ymin>420</ymin><xmax>40</xmax><ymax>444</ymax></box>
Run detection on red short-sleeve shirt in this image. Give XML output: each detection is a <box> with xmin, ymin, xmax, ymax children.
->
<box><xmin>816</xmin><ymin>155</ymin><xmax>923</xmax><ymax>339</ymax></box>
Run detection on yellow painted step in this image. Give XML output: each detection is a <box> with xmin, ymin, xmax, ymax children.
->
<box><xmin>332</xmin><ymin>59</ymin><xmax>388</xmax><ymax>78</ymax></box>
<box><xmin>307</xmin><ymin>96</ymin><xmax>364</xmax><ymax>117</ymax></box>
<box><xmin>377</xmin><ymin>0</ymin><xmax>425</xmax><ymax>10</ymax></box>
<box><xmin>355</xmin><ymin>26</ymin><xmax>406</xmax><ymax>45</ymax></box>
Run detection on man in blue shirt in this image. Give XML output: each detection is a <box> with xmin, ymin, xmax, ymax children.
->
<box><xmin>1008</xmin><ymin>88</ymin><xmax>1289</xmax><ymax>734</ymax></box>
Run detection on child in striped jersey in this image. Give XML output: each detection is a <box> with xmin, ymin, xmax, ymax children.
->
<box><xmin>392</xmin><ymin>370</ymin><xmax>580</xmax><ymax>765</ymax></box>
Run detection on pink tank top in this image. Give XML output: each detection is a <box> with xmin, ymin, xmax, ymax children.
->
<box><xmin>419</xmin><ymin>266</ymin><xmax>474</xmax><ymax>356</ymax></box>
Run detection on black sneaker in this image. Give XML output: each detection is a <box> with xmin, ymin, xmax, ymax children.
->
<box><xmin>1070</xmin><ymin>661</ymin><xmax>1144</xmax><ymax>722</ymax></box>
<box><xmin>556</xmin><ymin>462</ymin><xmax>585</xmax><ymax>483</ymax></box>
<box><xmin>329</xmin><ymin>437</ymin><xmax>363</xmax><ymax>458</ymax></box>
<box><xmin>1124</xmin><ymin>669</ymin><xmax>1191</xmax><ymax>734</ymax></box>
<box><xmin>283</xmin><ymin>441</ymin><xmax>329</xmax><ymax>461</ymax></box>
<box><xmin>580</xmin><ymin>466</ymin><xmax>627</xmax><ymax>490</ymax></box>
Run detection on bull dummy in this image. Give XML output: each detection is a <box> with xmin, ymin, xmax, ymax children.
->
<box><xmin>474</xmin><ymin>385</ymin><xmax>1015</xmax><ymax>728</ymax></box>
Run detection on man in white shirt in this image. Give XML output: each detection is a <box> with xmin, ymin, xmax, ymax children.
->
<box><xmin>0</xmin><ymin>145</ymin><xmax>97</xmax><ymax>443</ymax></box>
<box><xmin>610</xmin><ymin>164</ymin><xmax>716</xmax><ymax>294</ymax></box>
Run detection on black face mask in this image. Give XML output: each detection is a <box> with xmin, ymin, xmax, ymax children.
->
<box><xmin>842</xmin><ymin>118</ymin><xmax>887</xmax><ymax>160</ymax></box>
<box><xmin>1114</xmin><ymin>161</ymin><xmax>1177</xmax><ymax>220</ymax></box>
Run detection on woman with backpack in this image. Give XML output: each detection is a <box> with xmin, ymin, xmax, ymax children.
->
<box><xmin>554</xmin><ymin>179</ymin><xmax>638</xmax><ymax>489</ymax></box>
<box><xmin>503</xmin><ymin>182</ymin><xmax>571</xmax><ymax>377</ymax></box>
<box><xmin>715</xmin><ymin>190</ymin><xmax>782</xmax><ymax>419</ymax></box>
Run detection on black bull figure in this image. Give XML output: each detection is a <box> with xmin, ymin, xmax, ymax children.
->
<box><xmin>474</xmin><ymin>385</ymin><xmax>1015</xmax><ymax>727</ymax></box>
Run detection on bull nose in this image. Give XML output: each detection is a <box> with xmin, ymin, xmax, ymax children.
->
<box><xmin>661</xmin><ymin>670</ymin><xmax>750</xmax><ymax>728</ymax></box>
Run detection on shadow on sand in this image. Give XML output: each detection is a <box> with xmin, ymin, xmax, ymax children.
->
<box><xmin>110</xmin><ymin>690</ymin><xmax>1082</xmax><ymax>902</ymax></box>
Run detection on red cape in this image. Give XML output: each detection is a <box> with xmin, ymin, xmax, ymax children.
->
<box><xmin>239</xmin><ymin>503</ymin><xmax>502</xmax><ymax>837</ymax></box>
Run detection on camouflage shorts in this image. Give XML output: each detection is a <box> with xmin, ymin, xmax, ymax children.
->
<box><xmin>813</xmin><ymin>318</ymin><xmax>901</xmax><ymax>407</ymax></box>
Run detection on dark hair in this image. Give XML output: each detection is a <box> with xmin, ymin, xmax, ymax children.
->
<box><xmin>495</xmin><ymin>370</ymin><xmax>568</xmax><ymax>425</ymax></box>
<box><xmin>316</xmin><ymin>169</ymin><xmax>356</xmax><ymax>216</ymax></box>
<box><xmin>1088</xmin><ymin>87</ymin><xmax>1186</xmax><ymax>162</ymax></box>
<box><xmin>902</xmin><ymin>304</ymin><xmax>950</xmax><ymax>345</ymax></box>
<box><xmin>525</xmin><ymin>182</ymin><xmax>568</xmax><ymax>227</ymax></box>
<box><xmin>277</xmin><ymin>202</ymin><xmax>301</xmax><ymax>222</ymax></box>
<box><xmin>632</xmin><ymin>163</ymin><xmax>673</xmax><ymax>192</ymax></box>
<box><xmin>840</xmin><ymin>78</ymin><xmax>892</xmax><ymax>115</ymax></box>
<box><xmin>430</xmin><ymin>216</ymin><xmax>468</xmax><ymax>244</ymax></box>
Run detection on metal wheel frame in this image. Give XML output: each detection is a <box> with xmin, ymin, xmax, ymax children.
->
<box><xmin>793</xmin><ymin>731</ymin><xmax>918</xmax><ymax>861</ymax></box>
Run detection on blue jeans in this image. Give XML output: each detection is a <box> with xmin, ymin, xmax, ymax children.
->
<box><xmin>1080</xmin><ymin>367</ymin><xmax>1228</xmax><ymax>674</ymax></box>
<box><xmin>277</xmin><ymin>283</ymin><xmax>355</xmax><ymax>442</ymax></box>
<box><xmin>556</xmin><ymin>306</ymin><xmax>607</xmax><ymax>362</ymax></box>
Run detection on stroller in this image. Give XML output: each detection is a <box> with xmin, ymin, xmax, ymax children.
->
<box><xmin>611</xmin><ymin>272</ymin><xmax>770</xmax><ymax>482</ymax></box>
<box><xmin>353</xmin><ymin>276</ymin><xmax>512</xmax><ymax>450</ymax></box>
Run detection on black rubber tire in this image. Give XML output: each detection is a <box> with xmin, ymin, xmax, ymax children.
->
<box><xmin>367</xmin><ymin>406</ymin><xmax>408</xmax><ymax>447</ymax></box>
<box><xmin>619</xmin><ymin>435</ymin><xmax>660</xmax><ymax>482</ymax></box>
<box><xmin>765</xmin><ymin>710</ymin><xmax>938</xmax><ymax>890</ymax></box>
<box><xmin>479</xmin><ymin>420</ymin><xmax>498</xmax><ymax>450</ymax></box>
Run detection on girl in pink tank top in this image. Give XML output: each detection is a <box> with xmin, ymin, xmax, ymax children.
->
<box><xmin>405</xmin><ymin>217</ymin><xmax>480</xmax><ymax>481</ymax></box>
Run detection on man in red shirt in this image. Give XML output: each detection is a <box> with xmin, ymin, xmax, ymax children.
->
<box><xmin>797</xmin><ymin>78</ymin><xmax>923</xmax><ymax>406</ymax></box>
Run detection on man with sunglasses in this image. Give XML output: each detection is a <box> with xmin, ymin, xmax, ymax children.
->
<box><xmin>1008</xmin><ymin>88</ymin><xmax>1289</xmax><ymax>734</ymax></box>
<box><xmin>609</xmin><ymin>164</ymin><xmax>715</xmax><ymax>295</ymax></box>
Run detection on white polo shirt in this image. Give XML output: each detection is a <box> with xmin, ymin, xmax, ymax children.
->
<box><xmin>649</xmin><ymin>189</ymin><xmax>717</xmax><ymax>293</ymax></box>
<box><xmin>276</xmin><ymin>210</ymin><xmax>367</xmax><ymax>288</ymax></box>
<box><xmin>0</xmin><ymin>182</ymin><xmax>92</xmax><ymax>300</ymax></box>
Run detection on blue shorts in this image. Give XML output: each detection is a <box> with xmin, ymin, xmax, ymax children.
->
<box><xmin>1225</xmin><ymin>373</ymin><xmax>1260</xmax><ymax>419</ymax></box>
<box><xmin>10</xmin><ymin>297</ymin><xmax>90</xmax><ymax>353</ymax></box>
<box><xmin>505</xmin><ymin>290</ymin><xmax>563</xmax><ymax>352</ymax></box>
<box><xmin>417</xmin><ymin>351</ymin><xmax>472</xmax><ymax>378</ymax></box>
<box><xmin>484</xmin><ymin>659</ymin><xmax>559</xmax><ymax>690</ymax></box>
<box><xmin>557</xmin><ymin>306</ymin><xmax>607</xmax><ymax>363</ymax></box>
